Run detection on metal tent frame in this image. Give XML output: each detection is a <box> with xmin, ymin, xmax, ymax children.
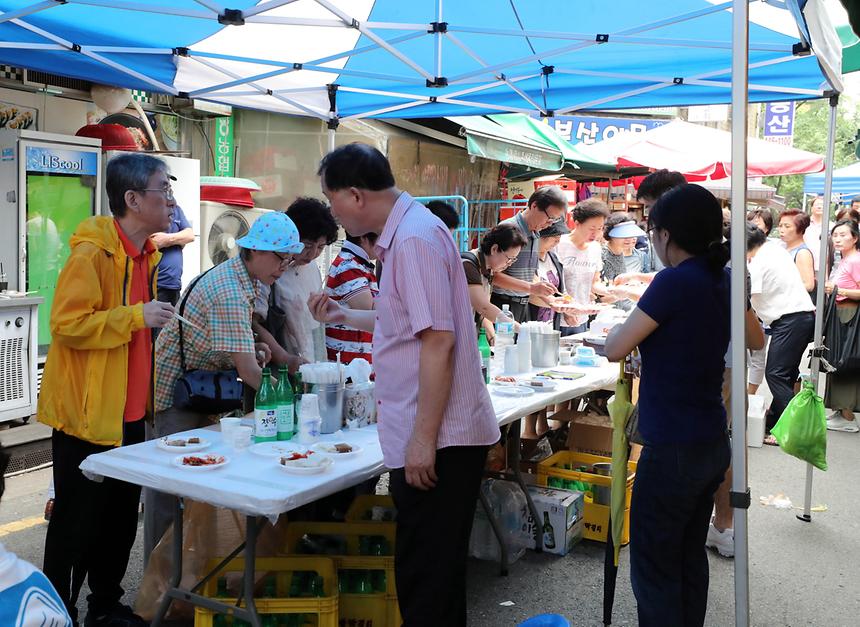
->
<box><xmin>0</xmin><ymin>2</ymin><xmax>845</xmax><ymax>627</ymax></box>
<box><xmin>0</xmin><ymin>1</ymin><xmax>839</xmax><ymax>122</ymax></box>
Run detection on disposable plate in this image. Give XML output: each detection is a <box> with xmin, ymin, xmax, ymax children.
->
<box><xmin>172</xmin><ymin>454</ymin><xmax>229</xmax><ymax>471</ymax></box>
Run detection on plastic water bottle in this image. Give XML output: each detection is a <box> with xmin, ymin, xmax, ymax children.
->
<box><xmin>275</xmin><ymin>366</ymin><xmax>294</xmax><ymax>441</ymax></box>
<box><xmin>517</xmin><ymin>327</ymin><xmax>532</xmax><ymax>372</ymax></box>
<box><xmin>495</xmin><ymin>304</ymin><xmax>515</xmax><ymax>349</ymax></box>
<box><xmin>254</xmin><ymin>368</ymin><xmax>277</xmax><ymax>443</ymax></box>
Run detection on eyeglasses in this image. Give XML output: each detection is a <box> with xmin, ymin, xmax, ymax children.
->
<box><xmin>502</xmin><ymin>251</ymin><xmax>518</xmax><ymax>265</ymax></box>
<box><xmin>542</xmin><ymin>208</ymin><xmax>565</xmax><ymax>224</ymax></box>
<box><xmin>136</xmin><ymin>186</ymin><xmax>175</xmax><ymax>201</ymax></box>
<box><xmin>271</xmin><ymin>251</ymin><xmax>291</xmax><ymax>267</ymax></box>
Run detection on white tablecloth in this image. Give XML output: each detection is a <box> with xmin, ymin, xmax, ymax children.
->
<box><xmin>79</xmin><ymin>362</ymin><xmax>618</xmax><ymax>519</ymax></box>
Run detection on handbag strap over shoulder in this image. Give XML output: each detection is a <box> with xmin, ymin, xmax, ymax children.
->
<box><xmin>177</xmin><ymin>266</ymin><xmax>217</xmax><ymax>372</ymax></box>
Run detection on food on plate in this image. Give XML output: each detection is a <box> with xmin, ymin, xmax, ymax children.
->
<box><xmin>494</xmin><ymin>375</ymin><xmax>517</xmax><ymax>383</ymax></box>
<box><xmin>164</xmin><ymin>436</ymin><xmax>202</xmax><ymax>447</ymax></box>
<box><xmin>282</xmin><ymin>451</ymin><xmax>315</xmax><ymax>462</ymax></box>
<box><xmin>181</xmin><ymin>454</ymin><xmax>224</xmax><ymax>466</ymax></box>
<box><xmin>280</xmin><ymin>451</ymin><xmax>330</xmax><ymax>469</ymax></box>
<box><xmin>316</xmin><ymin>443</ymin><xmax>354</xmax><ymax>454</ymax></box>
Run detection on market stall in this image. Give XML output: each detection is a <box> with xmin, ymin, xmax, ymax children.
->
<box><xmin>0</xmin><ymin>2</ymin><xmax>846</xmax><ymax>627</ymax></box>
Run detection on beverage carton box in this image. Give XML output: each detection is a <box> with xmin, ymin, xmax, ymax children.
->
<box><xmin>523</xmin><ymin>485</ymin><xmax>584</xmax><ymax>556</ymax></box>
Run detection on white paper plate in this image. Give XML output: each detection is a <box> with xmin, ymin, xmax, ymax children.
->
<box><xmin>278</xmin><ymin>455</ymin><xmax>333</xmax><ymax>475</ymax></box>
<box><xmin>311</xmin><ymin>442</ymin><xmax>363</xmax><ymax>459</ymax></box>
<box><xmin>172</xmin><ymin>454</ymin><xmax>229</xmax><ymax>471</ymax></box>
<box><xmin>525</xmin><ymin>379</ymin><xmax>558</xmax><ymax>391</ymax></box>
<box><xmin>491</xmin><ymin>386</ymin><xmax>536</xmax><ymax>398</ymax></box>
<box><xmin>157</xmin><ymin>436</ymin><xmax>210</xmax><ymax>453</ymax></box>
<box><xmin>249</xmin><ymin>441</ymin><xmax>301</xmax><ymax>458</ymax></box>
<box><xmin>582</xmin><ymin>334</ymin><xmax>607</xmax><ymax>345</ymax></box>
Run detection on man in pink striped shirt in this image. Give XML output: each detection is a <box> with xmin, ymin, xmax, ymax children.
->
<box><xmin>309</xmin><ymin>143</ymin><xmax>499</xmax><ymax>627</ymax></box>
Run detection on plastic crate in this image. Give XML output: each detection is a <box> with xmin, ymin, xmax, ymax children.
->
<box><xmin>536</xmin><ymin>451</ymin><xmax>637</xmax><ymax>545</ymax></box>
<box><xmin>193</xmin><ymin>556</ymin><xmax>338</xmax><ymax>627</ymax></box>
<box><xmin>344</xmin><ymin>494</ymin><xmax>397</xmax><ymax>523</ymax></box>
<box><xmin>283</xmin><ymin>522</ymin><xmax>401</xmax><ymax>626</ymax></box>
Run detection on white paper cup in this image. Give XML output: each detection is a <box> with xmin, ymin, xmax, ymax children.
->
<box><xmin>231</xmin><ymin>425</ymin><xmax>253</xmax><ymax>451</ymax></box>
<box><xmin>220</xmin><ymin>417</ymin><xmax>241</xmax><ymax>442</ymax></box>
<box><xmin>559</xmin><ymin>350</ymin><xmax>572</xmax><ymax>365</ymax></box>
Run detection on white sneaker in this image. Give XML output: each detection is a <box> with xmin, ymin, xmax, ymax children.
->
<box><xmin>826</xmin><ymin>415</ymin><xmax>860</xmax><ymax>433</ymax></box>
<box><xmin>706</xmin><ymin>523</ymin><xmax>734</xmax><ymax>558</ymax></box>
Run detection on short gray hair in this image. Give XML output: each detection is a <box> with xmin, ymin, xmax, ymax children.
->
<box><xmin>106</xmin><ymin>153</ymin><xmax>168</xmax><ymax>217</ymax></box>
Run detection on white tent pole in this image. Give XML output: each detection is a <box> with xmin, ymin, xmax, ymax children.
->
<box><xmin>69</xmin><ymin>0</ymin><xmax>212</xmax><ymax>19</ymax></box>
<box><xmin>800</xmin><ymin>94</ymin><xmax>838</xmax><ymax>521</ymax></box>
<box><xmin>191</xmin><ymin>0</ymin><xmax>223</xmax><ymax>12</ymax></box>
<box><xmin>730</xmin><ymin>1</ymin><xmax>750</xmax><ymax>626</ymax></box>
<box><xmin>0</xmin><ymin>0</ymin><xmax>61</xmax><ymax>25</ymax></box>
<box><xmin>434</xmin><ymin>0</ymin><xmax>443</xmax><ymax>78</ymax></box>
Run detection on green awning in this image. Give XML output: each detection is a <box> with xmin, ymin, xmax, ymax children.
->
<box><xmin>839</xmin><ymin>23</ymin><xmax>860</xmax><ymax>73</ymax></box>
<box><xmin>447</xmin><ymin>113</ymin><xmax>616</xmax><ymax>173</ymax></box>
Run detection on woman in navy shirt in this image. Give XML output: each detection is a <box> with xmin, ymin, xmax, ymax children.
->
<box><xmin>605</xmin><ymin>184</ymin><xmax>731</xmax><ymax>627</ymax></box>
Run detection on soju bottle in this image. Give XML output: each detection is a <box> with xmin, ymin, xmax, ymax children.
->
<box><xmin>542</xmin><ymin>511</ymin><xmax>556</xmax><ymax>550</ymax></box>
<box><xmin>254</xmin><ymin>368</ymin><xmax>277</xmax><ymax>443</ymax></box>
<box><xmin>292</xmin><ymin>371</ymin><xmax>303</xmax><ymax>428</ymax></box>
<box><xmin>478</xmin><ymin>328</ymin><xmax>491</xmax><ymax>384</ymax></box>
<box><xmin>275</xmin><ymin>366</ymin><xmax>295</xmax><ymax>441</ymax></box>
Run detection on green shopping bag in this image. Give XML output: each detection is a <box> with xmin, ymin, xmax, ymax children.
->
<box><xmin>770</xmin><ymin>381</ymin><xmax>828</xmax><ymax>471</ymax></box>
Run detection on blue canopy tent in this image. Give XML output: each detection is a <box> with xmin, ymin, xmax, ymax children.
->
<box><xmin>0</xmin><ymin>1</ymin><xmax>841</xmax><ymax>118</ymax></box>
<box><xmin>0</xmin><ymin>2</ymin><xmax>843</xmax><ymax>626</ymax></box>
<box><xmin>804</xmin><ymin>160</ymin><xmax>860</xmax><ymax>197</ymax></box>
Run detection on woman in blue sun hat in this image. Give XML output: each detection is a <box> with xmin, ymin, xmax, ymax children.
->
<box><xmin>143</xmin><ymin>211</ymin><xmax>303</xmax><ymax>557</ymax></box>
<box><xmin>601</xmin><ymin>214</ymin><xmax>649</xmax><ymax>310</ymax></box>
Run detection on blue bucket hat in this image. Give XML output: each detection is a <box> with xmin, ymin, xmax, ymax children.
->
<box><xmin>236</xmin><ymin>211</ymin><xmax>304</xmax><ymax>254</ymax></box>
<box><xmin>608</xmin><ymin>220</ymin><xmax>647</xmax><ymax>239</ymax></box>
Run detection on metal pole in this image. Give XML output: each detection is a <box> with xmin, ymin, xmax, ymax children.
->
<box><xmin>799</xmin><ymin>95</ymin><xmax>838</xmax><ymax>521</ymax></box>
<box><xmin>730</xmin><ymin>2</ymin><xmax>750</xmax><ymax>626</ymax></box>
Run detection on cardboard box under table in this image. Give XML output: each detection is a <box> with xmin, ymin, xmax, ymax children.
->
<box><xmin>523</xmin><ymin>486</ymin><xmax>585</xmax><ymax>556</ymax></box>
<box><xmin>537</xmin><ymin>451</ymin><xmax>637</xmax><ymax>545</ymax></box>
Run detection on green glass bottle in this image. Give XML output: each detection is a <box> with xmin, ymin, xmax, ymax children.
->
<box><xmin>292</xmin><ymin>371</ymin><xmax>303</xmax><ymax>428</ymax></box>
<box><xmin>254</xmin><ymin>368</ymin><xmax>277</xmax><ymax>442</ymax></box>
<box><xmin>542</xmin><ymin>511</ymin><xmax>556</xmax><ymax>550</ymax></box>
<box><xmin>275</xmin><ymin>366</ymin><xmax>295</xmax><ymax>441</ymax></box>
<box><xmin>478</xmin><ymin>328</ymin><xmax>491</xmax><ymax>384</ymax></box>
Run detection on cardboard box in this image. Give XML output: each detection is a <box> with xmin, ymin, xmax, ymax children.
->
<box><xmin>523</xmin><ymin>486</ymin><xmax>585</xmax><ymax>556</ymax></box>
<box><xmin>566</xmin><ymin>413</ymin><xmax>613</xmax><ymax>458</ymax></box>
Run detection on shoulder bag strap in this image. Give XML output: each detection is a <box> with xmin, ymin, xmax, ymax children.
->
<box><xmin>177</xmin><ymin>266</ymin><xmax>216</xmax><ymax>372</ymax></box>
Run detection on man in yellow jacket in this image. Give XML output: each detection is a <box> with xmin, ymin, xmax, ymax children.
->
<box><xmin>38</xmin><ymin>153</ymin><xmax>176</xmax><ymax>627</ymax></box>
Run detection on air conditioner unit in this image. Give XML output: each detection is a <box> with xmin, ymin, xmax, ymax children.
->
<box><xmin>200</xmin><ymin>201</ymin><xmax>271</xmax><ymax>271</ymax></box>
<box><xmin>0</xmin><ymin>303</ymin><xmax>39</xmax><ymax>424</ymax></box>
<box><xmin>22</xmin><ymin>69</ymin><xmax>92</xmax><ymax>99</ymax></box>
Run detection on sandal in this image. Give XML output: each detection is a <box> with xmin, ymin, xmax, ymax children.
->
<box><xmin>763</xmin><ymin>434</ymin><xmax>778</xmax><ymax>446</ymax></box>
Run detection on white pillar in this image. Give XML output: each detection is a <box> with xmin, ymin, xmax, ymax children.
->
<box><xmin>730</xmin><ymin>1</ymin><xmax>750</xmax><ymax>626</ymax></box>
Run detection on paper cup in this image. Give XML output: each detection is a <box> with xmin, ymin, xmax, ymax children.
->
<box><xmin>220</xmin><ymin>417</ymin><xmax>241</xmax><ymax>442</ymax></box>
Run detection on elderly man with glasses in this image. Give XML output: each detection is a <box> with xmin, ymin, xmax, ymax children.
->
<box><xmin>490</xmin><ymin>186</ymin><xmax>565</xmax><ymax>323</ymax></box>
<box><xmin>38</xmin><ymin>153</ymin><xmax>177</xmax><ymax>626</ymax></box>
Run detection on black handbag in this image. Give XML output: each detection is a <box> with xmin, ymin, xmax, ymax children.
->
<box><xmin>823</xmin><ymin>288</ymin><xmax>860</xmax><ymax>374</ymax></box>
<box><xmin>172</xmin><ymin>269</ymin><xmax>245</xmax><ymax>413</ymax></box>
<box><xmin>263</xmin><ymin>280</ymin><xmax>288</xmax><ymax>341</ymax></box>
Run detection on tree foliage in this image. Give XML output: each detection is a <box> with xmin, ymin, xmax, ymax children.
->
<box><xmin>763</xmin><ymin>98</ymin><xmax>860</xmax><ymax>208</ymax></box>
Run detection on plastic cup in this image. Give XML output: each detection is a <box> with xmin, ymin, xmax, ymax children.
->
<box><xmin>559</xmin><ymin>349</ymin><xmax>572</xmax><ymax>365</ymax></box>
<box><xmin>220</xmin><ymin>417</ymin><xmax>241</xmax><ymax>443</ymax></box>
<box><xmin>231</xmin><ymin>425</ymin><xmax>253</xmax><ymax>452</ymax></box>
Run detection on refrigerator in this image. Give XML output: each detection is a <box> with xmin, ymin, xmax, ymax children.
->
<box><xmin>0</xmin><ymin>129</ymin><xmax>102</xmax><ymax>356</ymax></box>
